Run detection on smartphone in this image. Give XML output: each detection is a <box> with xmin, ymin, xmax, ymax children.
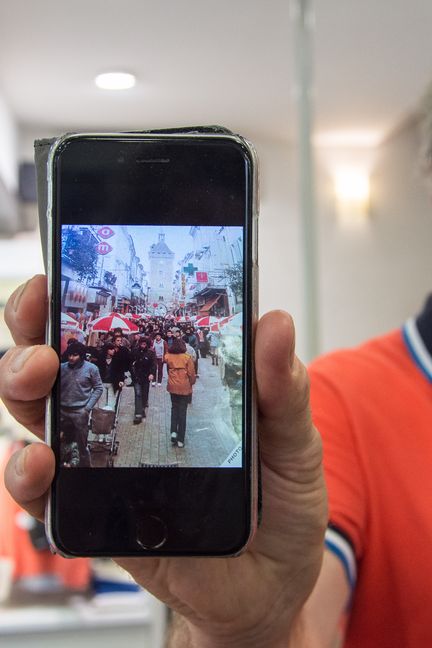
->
<box><xmin>43</xmin><ymin>129</ymin><xmax>259</xmax><ymax>557</ymax></box>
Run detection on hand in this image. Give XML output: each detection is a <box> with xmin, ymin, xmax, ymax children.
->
<box><xmin>0</xmin><ymin>275</ymin><xmax>327</xmax><ymax>648</ymax></box>
<box><xmin>118</xmin><ymin>381</ymin><xmax>124</xmax><ymax>388</ymax></box>
<box><xmin>148</xmin><ymin>374</ymin><xmax>154</xmax><ymax>381</ymax></box>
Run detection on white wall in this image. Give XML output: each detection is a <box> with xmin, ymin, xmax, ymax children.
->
<box><xmin>316</xmin><ymin>118</ymin><xmax>432</xmax><ymax>354</ymax></box>
<box><xmin>17</xmin><ymin>121</ymin><xmax>432</xmax><ymax>362</ymax></box>
<box><xmin>255</xmin><ymin>118</ymin><xmax>432</xmax><ymax>361</ymax></box>
<box><xmin>253</xmin><ymin>136</ymin><xmax>306</xmax><ymax>357</ymax></box>
<box><xmin>0</xmin><ymin>92</ymin><xmax>18</xmax><ymax>191</ymax></box>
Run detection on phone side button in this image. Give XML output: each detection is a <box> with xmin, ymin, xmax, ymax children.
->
<box><xmin>136</xmin><ymin>514</ymin><xmax>168</xmax><ymax>550</ymax></box>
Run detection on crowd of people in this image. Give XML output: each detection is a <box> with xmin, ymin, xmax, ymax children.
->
<box><xmin>60</xmin><ymin>315</ymin><xmax>221</xmax><ymax>466</ymax></box>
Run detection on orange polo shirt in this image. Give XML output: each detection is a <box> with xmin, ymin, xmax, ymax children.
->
<box><xmin>309</xmin><ymin>326</ymin><xmax>432</xmax><ymax>647</ymax></box>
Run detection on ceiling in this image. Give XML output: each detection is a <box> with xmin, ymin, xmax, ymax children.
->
<box><xmin>1</xmin><ymin>0</ymin><xmax>432</xmax><ymax>144</ymax></box>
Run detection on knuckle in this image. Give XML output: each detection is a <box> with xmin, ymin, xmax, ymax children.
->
<box><xmin>0</xmin><ymin>346</ymin><xmax>56</xmax><ymax>401</ymax></box>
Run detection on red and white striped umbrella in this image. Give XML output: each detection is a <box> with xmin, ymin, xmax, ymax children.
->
<box><xmin>195</xmin><ymin>315</ymin><xmax>220</xmax><ymax>327</ymax></box>
<box><xmin>123</xmin><ymin>313</ymin><xmax>143</xmax><ymax>320</ymax></box>
<box><xmin>218</xmin><ymin>315</ymin><xmax>234</xmax><ymax>328</ymax></box>
<box><xmin>61</xmin><ymin>312</ymin><xmax>79</xmax><ymax>328</ymax></box>
<box><xmin>88</xmin><ymin>313</ymin><xmax>139</xmax><ymax>333</ymax></box>
<box><xmin>219</xmin><ymin>312</ymin><xmax>243</xmax><ymax>334</ymax></box>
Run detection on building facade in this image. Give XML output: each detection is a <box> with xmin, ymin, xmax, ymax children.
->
<box><xmin>148</xmin><ymin>232</ymin><xmax>175</xmax><ymax>308</ymax></box>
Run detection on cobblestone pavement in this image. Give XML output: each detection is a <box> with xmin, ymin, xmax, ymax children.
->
<box><xmin>90</xmin><ymin>355</ymin><xmax>240</xmax><ymax>468</ymax></box>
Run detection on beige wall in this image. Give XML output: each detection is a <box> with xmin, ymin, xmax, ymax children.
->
<box><xmin>11</xmin><ymin>121</ymin><xmax>432</xmax><ymax>362</ymax></box>
<box><xmin>316</xmin><ymin>118</ymin><xmax>432</xmax><ymax>354</ymax></box>
<box><xmin>0</xmin><ymin>93</ymin><xmax>17</xmax><ymax>191</ymax></box>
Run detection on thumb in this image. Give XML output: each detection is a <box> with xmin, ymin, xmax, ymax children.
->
<box><xmin>254</xmin><ymin>310</ymin><xmax>326</xmax><ymax>563</ymax></box>
<box><xmin>255</xmin><ymin>310</ymin><xmax>318</xmax><ymax>467</ymax></box>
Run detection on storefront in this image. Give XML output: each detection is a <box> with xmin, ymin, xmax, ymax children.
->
<box><xmin>196</xmin><ymin>289</ymin><xmax>228</xmax><ymax>318</ymax></box>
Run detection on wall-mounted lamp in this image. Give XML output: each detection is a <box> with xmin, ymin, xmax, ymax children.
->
<box><xmin>333</xmin><ymin>167</ymin><xmax>370</xmax><ymax>221</ymax></box>
<box><xmin>315</xmin><ymin>130</ymin><xmax>379</xmax><ymax>225</ymax></box>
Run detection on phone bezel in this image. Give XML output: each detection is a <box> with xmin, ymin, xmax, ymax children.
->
<box><xmin>45</xmin><ymin>132</ymin><xmax>259</xmax><ymax>557</ymax></box>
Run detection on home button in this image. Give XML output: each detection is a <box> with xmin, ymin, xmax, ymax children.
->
<box><xmin>136</xmin><ymin>514</ymin><xmax>167</xmax><ymax>550</ymax></box>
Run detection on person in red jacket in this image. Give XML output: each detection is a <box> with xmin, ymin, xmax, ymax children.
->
<box><xmin>164</xmin><ymin>337</ymin><xmax>196</xmax><ymax>448</ymax></box>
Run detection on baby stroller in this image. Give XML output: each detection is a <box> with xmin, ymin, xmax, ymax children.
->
<box><xmin>87</xmin><ymin>388</ymin><xmax>122</xmax><ymax>467</ymax></box>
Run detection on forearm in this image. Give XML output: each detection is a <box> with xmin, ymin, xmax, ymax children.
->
<box><xmin>86</xmin><ymin>387</ymin><xmax>103</xmax><ymax>410</ymax></box>
<box><xmin>165</xmin><ymin>612</ymin><xmax>302</xmax><ymax>648</ymax></box>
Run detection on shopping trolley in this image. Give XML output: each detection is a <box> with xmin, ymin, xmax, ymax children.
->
<box><xmin>88</xmin><ymin>388</ymin><xmax>122</xmax><ymax>467</ymax></box>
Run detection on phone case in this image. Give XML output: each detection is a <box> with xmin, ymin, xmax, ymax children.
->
<box><xmin>35</xmin><ymin>127</ymin><xmax>262</xmax><ymax>555</ymax></box>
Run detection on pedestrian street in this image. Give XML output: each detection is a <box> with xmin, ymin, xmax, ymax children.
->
<box><xmin>96</xmin><ymin>355</ymin><xmax>239</xmax><ymax>468</ymax></box>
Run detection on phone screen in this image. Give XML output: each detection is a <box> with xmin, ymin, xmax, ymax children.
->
<box><xmin>59</xmin><ymin>223</ymin><xmax>244</xmax><ymax>469</ymax></box>
<box><xmin>49</xmin><ymin>135</ymin><xmax>256</xmax><ymax>555</ymax></box>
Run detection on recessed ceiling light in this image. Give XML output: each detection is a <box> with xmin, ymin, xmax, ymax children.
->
<box><xmin>95</xmin><ymin>72</ymin><xmax>136</xmax><ymax>90</ymax></box>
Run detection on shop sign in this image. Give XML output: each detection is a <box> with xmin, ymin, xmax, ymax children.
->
<box><xmin>98</xmin><ymin>226</ymin><xmax>115</xmax><ymax>239</ymax></box>
<box><xmin>96</xmin><ymin>241</ymin><xmax>113</xmax><ymax>255</ymax></box>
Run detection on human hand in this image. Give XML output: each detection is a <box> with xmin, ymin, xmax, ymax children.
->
<box><xmin>148</xmin><ymin>374</ymin><xmax>154</xmax><ymax>381</ymax></box>
<box><xmin>1</xmin><ymin>275</ymin><xmax>327</xmax><ymax>648</ymax></box>
<box><xmin>118</xmin><ymin>381</ymin><xmax>124</xmax><ymax>388</ymax></box>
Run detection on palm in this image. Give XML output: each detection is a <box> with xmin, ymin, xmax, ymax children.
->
<box><xmin>118</xmin><ymin>449</ymin><xmax>326</xmax><ymax>639</ymax></box>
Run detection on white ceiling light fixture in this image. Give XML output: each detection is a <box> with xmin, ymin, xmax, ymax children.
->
<box><xmin>95</xmin><ymin>72</ymin><xmax>136</xmax><ymax>90</ymax></box>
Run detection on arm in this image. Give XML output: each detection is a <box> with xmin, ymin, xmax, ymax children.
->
<box><xmin>86</xmin><ymin>364</ymin><xmax>103</xmax><ymax>410</ymax></box>
<box><xmin>290</xmin><ymin>551</ymin><xmax>350</xmax><ymax>648</ymax></box>
<box><xmin>166</xmin><ymin>550</ymin><xmax>349</xmax><ymax>648</ymax></box>
<box><xmin>186</xmin><ymin>355</ymin><xmax>196</xmax><ymax>385</ymax></box>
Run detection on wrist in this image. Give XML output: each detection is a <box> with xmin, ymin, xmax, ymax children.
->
<box><xmin>167</xmin><ymin>612</ymin><xmax>298</xmax><ymax>648</ymax></box>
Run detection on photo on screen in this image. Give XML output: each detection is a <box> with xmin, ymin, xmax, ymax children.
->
<box><xmin>59</xmin><ymin>224</ymin><xmax>244</xmax><ymax>469</ymax></box>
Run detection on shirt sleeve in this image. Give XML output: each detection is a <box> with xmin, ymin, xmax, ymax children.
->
<box><xmin>187</xmin><ymin>356</ymin><xmax>196</xmax><ymax>384</ymax></box>
<box><xmin>309</xmin><ymin>360</ymin><xmax>368</xmax><ymax>586</ymax></box>
<box><xmin>87</xmin><ymin>364</ymin><xmax>103</xmax><ymax>409</ymax></box>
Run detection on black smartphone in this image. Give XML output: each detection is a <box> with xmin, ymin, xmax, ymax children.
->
<box><xmin>44</xmin><ymin>129</ymin><xmax>258</xmax><ymax>557</ymax></box>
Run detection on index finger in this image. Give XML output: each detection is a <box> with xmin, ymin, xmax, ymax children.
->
<box><xmin>4</xmin><ymin>275</ymin><xmax>48</xmax><ymax>346</ymax></box>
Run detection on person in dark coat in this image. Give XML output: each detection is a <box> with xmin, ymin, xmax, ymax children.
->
<box><xmin>96</xmin><ymin>342</ymin><xmax>125</xmax><ymax>410</ymax></box>
<box><xmin>110</xmin><ymin>335</ymin><xmax>131</xmax><ymax>387</ymax></box>
<box><xmin>166</xmin><ymin>329</ymin><xmax>175</xmax><ymax>351</ymax></box>
<box><xmin>130</xmin><ymin>337</ymin><xmax>156</xmax><ymax>424</ymax></box>
<box><xmin>183</xmin><ymin>327</ymin><xmax>199</xmax><ymax>377</ymax></box>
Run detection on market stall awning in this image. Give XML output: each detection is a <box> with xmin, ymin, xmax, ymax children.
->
<box><xmin>88</xmin><ymin>313</ymin><xmax>139</xmax><ymax>333</ymax></box>
<box><xmin>199</xmin><ymin>294</ymin><xmax>222</xmax><ymax>313</ymax></box>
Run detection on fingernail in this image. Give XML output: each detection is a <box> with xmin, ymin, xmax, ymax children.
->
<box><xmin>15</xmin><ymin>446</ymin><xmax>29</xmax><ymax>477</ymax></box>
<box><xmin>9</xmin><ymin>346</ymin><xmax>38</xmax><ymax>373</ymax></box>
<box><xmin>12</xmin><ymin>279</ymin><xmax>30</xmax><ymax>312</ymax></box>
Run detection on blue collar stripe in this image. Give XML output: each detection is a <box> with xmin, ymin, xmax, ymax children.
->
<box><xmin>324</xmin><ymin>528</ymin><xmax>357</xmax><ymax>591</ymax></box>
<box><xmin>402</xmin><ymin>318</ymin><xmax>432</xmax><ymax>383</ymax></box>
